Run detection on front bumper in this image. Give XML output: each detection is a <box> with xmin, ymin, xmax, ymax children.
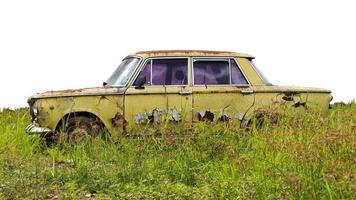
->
<box><xmin>26</xmin><ymin>122</ymin><xmax>52</xmax><ymax>135</ymax></box>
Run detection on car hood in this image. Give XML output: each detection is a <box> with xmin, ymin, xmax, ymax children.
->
<box><xmin>28</xmin><ymin>86</ymin><xmax>126</xmax><ymax>102</ymax></box>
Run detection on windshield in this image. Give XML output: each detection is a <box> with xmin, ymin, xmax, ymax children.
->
<box><xmin>249</xmin><ymin>60</ymin><xmax>272</xmax><ymax>86</ymax></box>
<box><xmin>106</xmin><ymin>57</ymin><xmax>141</xmax><ymax>86</ymax></box>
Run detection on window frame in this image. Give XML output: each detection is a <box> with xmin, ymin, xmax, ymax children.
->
<box><xmin>130</xmin><ymin>57</ymin><xmax>190</xmax><ymax>87</ymax></box>
<box><xmin>192</xmin><ymin>57</ymin><xmax>250</xmax><ymax>87</ymax></box>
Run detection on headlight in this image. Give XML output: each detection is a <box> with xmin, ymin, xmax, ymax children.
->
<box><xmin>30</xmin><ymin>101</ymin><xmax>38</xmax><ymax>121</ymax></box>
<box><xmin>33</xmin><ymin>102</ymin><xmax>38</xmax><ymax>116</ymax></box>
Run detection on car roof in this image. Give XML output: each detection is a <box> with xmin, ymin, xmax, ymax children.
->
<box><xmin>130</xmin><ymin>50</ymin><xmax>254</xmax><ymax>59</ymax></box>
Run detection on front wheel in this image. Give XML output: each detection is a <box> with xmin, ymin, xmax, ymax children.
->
<box><xmin>58</xmin><ymin>116</ymin><xmax>103</xmax><ymax>143</ymax></box>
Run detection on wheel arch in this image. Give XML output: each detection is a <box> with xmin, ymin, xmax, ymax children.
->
<box><xmin>55</xmin><ymin>110</ymin><xmax>108</xmax><ymax>132</ymax></box>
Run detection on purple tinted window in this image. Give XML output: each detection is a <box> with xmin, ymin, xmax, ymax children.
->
<box><xmin>134</xmin><ymin>58</ymin><xmax>188</xmax><ymax>86</ymax></box>
<box><xmin>133</xmin><ymin>61</ymin><xmax>151</xmax><ymax>86</ymax></box>
<box><xmin>231</xmin><ymin>59</ymin><xmax>248</xmax><ymax>85</ymax></box>
<box><xmin>152</xmin><ymin>59</ymin><xmax>188</xmax><ymax>85</ymax></box>
<box><xmin>194</xmin><ymin>61</ymin><xmax>229</xmax><ymax>85</ymax></box>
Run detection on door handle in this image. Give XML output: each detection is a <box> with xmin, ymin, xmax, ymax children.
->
<box><xmin>240</xmin><ymin>90</ymin><xmax>254</xmax><ymax>95</ymax></box>
<box><xmin>179</xmin><ymin>91</ymin><xmax>192</xmax><ymax>95</ymax></box>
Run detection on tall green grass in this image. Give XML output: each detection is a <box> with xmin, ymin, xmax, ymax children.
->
<box><xmin>0</xmin><ymin>104</ymin><xmax>355</xmax><ymax>199</ymax></box>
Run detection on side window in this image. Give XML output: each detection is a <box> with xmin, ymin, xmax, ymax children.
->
<box><xmin>193</xmin><ymin>59</ymin><xmax>248</xmax><ymax>85</ymax></box>
<box><xmin>133</xmin><ymin>58</ymin><xmax>188</xmax><ymax>86</ymax></box>
<box><xmin>194</xmin><ymin>60</ymin><xmax>229</xmax><ymax>84</ymax></box>
<box><xmin>231</xmin><ymin>59</ymin><xmax>248</xmax><ymax>85</ymax></box>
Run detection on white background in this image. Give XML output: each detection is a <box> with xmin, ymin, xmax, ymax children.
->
<box><xmin>0</xmin><ymin>0</ymin><xmax>355</xmax><ymax>108</ymax></box>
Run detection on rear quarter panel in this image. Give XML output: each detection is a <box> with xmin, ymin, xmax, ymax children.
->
<box><xmin>250</xmin><ymin>85</ymin><xmax>332</xmax><ymax>112</ymax></box>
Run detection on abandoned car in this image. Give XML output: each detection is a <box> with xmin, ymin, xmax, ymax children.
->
<box><xmin>26</xmin><ymin>50</ymin><xmax>332</xmax><ymax>139</ymax></box>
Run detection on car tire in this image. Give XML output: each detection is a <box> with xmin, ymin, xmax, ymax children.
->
<box><xmin>62</xmin><ymin>116</ymin><xmax>103</xmax><ymax>142</ymax></box>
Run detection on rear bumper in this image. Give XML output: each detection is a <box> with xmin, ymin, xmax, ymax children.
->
<box><xmin>26</xmin><ymin>122</ymin><xmax>52</xmax><ymax>135</ymax></box>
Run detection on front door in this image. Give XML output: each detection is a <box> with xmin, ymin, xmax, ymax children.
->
<box><xmin>124</xmin><ymin>58</ymin><xmax>192</xmax><ymax>128</ymax></box>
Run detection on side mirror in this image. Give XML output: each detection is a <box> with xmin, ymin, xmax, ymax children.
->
<box><xmin>135</xmin><ymin>76</ymin><xmax>146</xmax><ymax>89</ymax></box>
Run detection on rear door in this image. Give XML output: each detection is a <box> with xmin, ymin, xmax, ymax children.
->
<box><xmin>191</xmin><ymin>57</ymin><xmax>253</xmax><ymax>122</ymax></box>
<box><xmin>124</xmin><ymin>57</ymin><xmax>192</xmax><ymax>127</ymax></box>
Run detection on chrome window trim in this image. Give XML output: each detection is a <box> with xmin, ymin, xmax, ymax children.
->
<box><xmin>123</xmin><ymin>55</ymin><xmax>142</xmax><ymax>61</ymax></box>
<box><xmin>230</xmin><ymin>58</ymin><xmax>251</xmax><ymax>85</ymax></box>
<box><xmin>191</xmin><ymin>57</ymin><xmax>250</xmax><ymax>86</ymax></box>
<box><xmin>125</xmin><ymin>57</ymin><xmax>146</xmax><ymax>87</ymax></box>
<box><xmin>123</xmin><ymin>56</ymin><xmax>143</xmax><ymax>87</ymax></box>
<box><xmin>192</xmin><ymin>84</ymin><xmax>250</xmax><ymax>87</ymax></box>
<box><xmin>129</xmin><ymin>56</ymin><xmax>190</xmax><ymax>88</ymax></box>
<box><xmin>252</xmin><ymin>84</ymin><xmax>270</xmax><ymax>86</ymax></box>
<box><xmin>149</xmin><ymin>60</ymin><xmax>153</xmax><ymax>85</ymax></box>
<box><xmin>228</xmin><ymin>59</ymin><xmax>232</xmax><ymax>84</ymax></box>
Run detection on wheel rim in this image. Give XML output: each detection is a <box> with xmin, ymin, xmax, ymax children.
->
<box><xmin>69</xmin><ymin>126</ymin><xmax>91</xmax><ymax>142</ymax></box>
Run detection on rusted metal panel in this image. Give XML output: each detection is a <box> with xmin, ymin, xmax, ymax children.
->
<box><xmin>250</xmin><ymin>88</ymin><xmax>332</xmax><ymax>112</ymax></box>
<box><xmin>191</xmin><ymin>86</ymin><xmax>254</xmax><ymax>122</ymax></box>
<box><xmin>29</xmin><ymin>87</ymin><xmax>125</xmax><ymax>99</ymax></box>
<box><xmin>132</xmin><ymin>50</ymin><xmax>254</xmax><ymax>59</ymax></box>
<box><xmin>124</xmin><ymin>86</ymin><xmax>192</xmax><ymax>129</ymax></box>
<box><xmin>35</xmin><ymin>95</ymin><xmax>124</xmax><ymax>133</ymax></box>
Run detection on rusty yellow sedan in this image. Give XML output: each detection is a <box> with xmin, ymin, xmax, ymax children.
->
<box><xmin>26</xmin><ymin>50</ymin><xmax>332</xmax><ymax>139</ymax></box>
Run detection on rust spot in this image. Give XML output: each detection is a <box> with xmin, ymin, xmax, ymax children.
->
<box><xmin>43</xmin><ymin>86</ymin><xmax>115</xmax><ymax>95</ymax></box>
<box><xmin>218</xmin><ymin>114</ymin><xmax>230</xmax><ymax>122</ymax></box>
<box><xmin>218</xmin><ymin>109</ymin><xmax>231</xmax><ymax>122</ymax></box>
<box><xmin>51</xmin><ymin>88</ymin><xmax>85</xmax><ymax>94</ymax></box>
<box><xmin>136</xmin><ymin>50</ymin><xmax>235</xmax><ymax>55</ymax></box>
<box><xmin>134</xmin><ymin>50</ymin><xmax>254</xmax><ymax>58</ymax></box>
<box><xmin>197</xmin><ymin>111</ymin><xmax>214</xmax><ymax>121</ymax></box>
<box><xmin>294</xmin><ymin>102</ymin><xmax>307</xmax><ymax>108</ymax></box>
<box><xmin>283</xmin><ymin>91</ymin><xmax>300</xmax><ymax>96</ymax></box>
<box><xmin>148</xmin><ymin>113</ymin><xmax>155</xmax><ymax>123</ymax></box>
<box><xmin>282</xmin><ymin>95</ymin><xmax>294</xmax><ymax>101</ymax></box>
<box><xmin>111</xmin><ymin>113</ymin><xmax>127</xmax><ymax>129</ymax></box>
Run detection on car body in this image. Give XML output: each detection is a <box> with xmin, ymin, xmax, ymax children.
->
<box><xmin>26</xmin><ymin>50</ymin><xmax>332</xmax><ymax>137</ymax></box>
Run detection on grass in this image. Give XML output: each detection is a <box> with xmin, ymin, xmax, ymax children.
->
<box><xmin>0</xmin><ymin>104</ymin><xmax>355</xmax><ymax>199</ymax></box>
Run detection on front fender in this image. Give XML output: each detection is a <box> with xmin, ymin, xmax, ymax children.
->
<box><xmin>36</xmin><ymin>95</ymin><xmax>124</xmax><ymax>133</ymax></box>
